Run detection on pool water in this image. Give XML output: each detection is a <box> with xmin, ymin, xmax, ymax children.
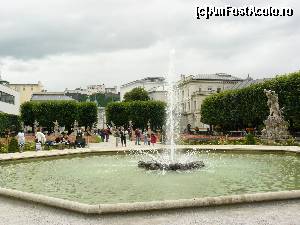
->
<box><xmin>0</xmin><ymin>151</ymin><xmax>299</xmax><ymax>204</ymax></box>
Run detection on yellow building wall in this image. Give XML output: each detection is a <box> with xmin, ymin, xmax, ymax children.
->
<box><xmin>8</xmin><ymin>83</ymin><xmax>43</xmax><ymax>104</ymax></box>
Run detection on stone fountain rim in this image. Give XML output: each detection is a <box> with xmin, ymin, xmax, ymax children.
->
<box><xmin>0</xmin><ymin>187</ymin><xmax>299</xmax><ymax>214</ymax></box>
<box><xmin>0</xmin><ymin>145</ymin><xmax>299</xmax><ymax>162</ymax></box>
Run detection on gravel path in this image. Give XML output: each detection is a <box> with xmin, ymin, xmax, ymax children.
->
<box><xmin>0</xmin><ymin>196</ymin><xmax>299</xmax><ymax>225</ymax></box>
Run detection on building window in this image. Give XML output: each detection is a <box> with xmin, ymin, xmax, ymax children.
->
<box><xmin>0</xmin><ymin>91</ymin><xmax>15</xmax><ymax>105</ymax></box>
<box><xmin>188</xmin><ymin>102</ymin><xmax>190</xmax><ymax>111</ymax></box>
<box><xmin>31</xmin><ymin>87</ymin><xmax>34</xmax><ymax>91</ymax></box>
<box><xmin>208</xmin><ymin>87</ymin><xmax>212</xmax><ymax>92</ymax></box>
<box><xmin>23</xmin><ymin>87</ymin><xmax>26</xmax><ymax>91</ymax></box>
<box><xmin>194</xmin><ymin>101</ymin><xmax>197</xmax><ymax>110</ymax></box>
<box><xmin>217</xmin><ymin>88</ymin><xmax>221</xmax><ymax>93</ymax></box>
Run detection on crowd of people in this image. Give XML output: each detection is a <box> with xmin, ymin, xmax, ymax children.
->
<box><xmin>110</xmin><ymin>127</ymin><xmax>158</xmax><ymax>147</ymax></box>
<box><xmin>14</xmin><ymin>125</ymin><xmax>160</xmax><ymax>153</ymax></box>
<box><xmin>16</xmin><ymin>128</ymin><xmax>87</xmax><ymax>152</ymax></box>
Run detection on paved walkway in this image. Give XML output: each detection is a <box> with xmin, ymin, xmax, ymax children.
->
<box><xmin>0</xmin><ymin>196</ymin><xmax>299</xmax><ymax>225</ymax></box>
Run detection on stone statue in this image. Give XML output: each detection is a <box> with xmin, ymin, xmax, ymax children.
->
<box><xmin>33</xmin><ymin>120</ymin><xmax>39</xmax><ymax>132</ymax></box>
<box><xmin>73</xmin><ymin>120</ymin><xmax>79</xmax><ymax>136</ymax></box>
<box><xmin>129</xmin><ymin>120</ymin><xmax>133</xmax><ymax>141</ymax></box>
<box><xmin>261</xmin><ymin>89</ymin><xmax>290</xmax><ymax>141</ymax></box>
<box><xmin>53</xmin><ymin>120</ymin><xmax>60</xmax><ymax>136</ymax></box>
<box><xmin>20</xmin><ymin>122</ymin><xmax>25</xmax><ymax>132</ymax></box>
<box><xmin>264</xmin><ymin>89</ymin><xmax>281</xmax><ymax>118</ymax></box>
<box><xmin>147</xmin><ymin>120</ymin><xmax>151</xmax><ymax>129</ymax></box>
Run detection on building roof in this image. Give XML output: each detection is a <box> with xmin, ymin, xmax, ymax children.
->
<box><xmin>31</xmin><ymin>92</ymin><xmax>76</xmax><ymax>101</ymax></box>
<box><xmin>191</xmin><ymin>73</ymin><xmax>243</xmax><ymax>81</ymax></box>
<box><xmin>0</xmin><ymin>75</ymin><xmax>9</xmax><ymax>85</ymax></box>
<box><xmin>121</xmin><ymin>77</ymin><xmax>166</xmax><ymax>88</ymax></box>
<box><xmin>228</xmin><ymin>78</ymin><xmax>271</xmax><ymax>90</ymax></box>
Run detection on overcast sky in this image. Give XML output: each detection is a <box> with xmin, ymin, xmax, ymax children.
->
<box><xmin>0</xmin><ymin>0</ymin><xmax>299</xmax><ymax>91</ymax></box>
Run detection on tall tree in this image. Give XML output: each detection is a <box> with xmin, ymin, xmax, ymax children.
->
<box><xmin>123</xmin><ymin>87</ymin><xmax>150</xmax><ymax>102</ymax></box>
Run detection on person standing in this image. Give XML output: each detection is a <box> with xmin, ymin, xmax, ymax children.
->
<box><xmin>151</xmin><ymin>133</ymin><xmax>157</xmax><ymax>146</ymax></box>
<box><xmin>115</xmin><ymin>128</ymin><xmax>120</xmax><ymax>147</ymax></box>
<box><xmin>135</xmin><ymin>128</ymin><xmax>141</xmax><ymax>145</ymax></box>
<box><xmin>143</xmin><ymin>130</ymin><xmax>148</xmax><ymax>145</ymax></box>
<box><xmin>100</xmin><ymin>129</ymin><xmax>105</xmax><ymax>142</ymax></box>
<box><xmin>120</xmin><ymin>128</ymin><xmax>127</xmax><ymax>147</ymax></box>
<box><xmin>17</xmin><ymin>130</ymin><xmax>25</xmax><ymax>153</ymax></box>
<box><xmin>105</xmin><ymin>128</ymin><xmax>110</xmax><ymax>142</ymax></box>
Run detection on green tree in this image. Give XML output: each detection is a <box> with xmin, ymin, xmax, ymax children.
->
<box><xmin>123</xmin><ymin>87</ymin><xmax>150</xmax><ymax>102</ymax></box>
<box><xmin>106</xmin><ymin>100</ymin><xmax>166</xmax><ymax>130</ymax></box>
<box><xmin>201</xmin><ymin>72</ymin><xmax>300</xmax><ymax>132</ymax></box>
<box><xmin>78</xmin><ymin>102</ymin><xmax>98</xmax><ymax>128</ymax></box>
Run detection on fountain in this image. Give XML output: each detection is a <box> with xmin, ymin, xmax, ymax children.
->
<box><xmin>261</xmin><ymin>89</ymin><xmax>291</xmax><ymax>141</ymax></box>
<box><xmin>138</xmin><ymin>50</ymin><xmax>205</xmax><ymax>171</ymax></box>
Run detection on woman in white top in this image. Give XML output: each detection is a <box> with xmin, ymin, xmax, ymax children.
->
<box><xmin>17</xmin><ymin>130</ymin><xmax>25</xmax><ymax>152</ymax></box>
<box><xmin>35</xmin><ymin>129</ymin><xmax>46</xmax><ymax>151</ymax></box>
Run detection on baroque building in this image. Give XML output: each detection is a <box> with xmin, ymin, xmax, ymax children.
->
<box><xmin>178</xmin><ymin>73</ymin><xmax>244</xmax><ymax>131</ymax></box>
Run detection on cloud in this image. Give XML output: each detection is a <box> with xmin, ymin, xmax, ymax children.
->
<box><xmin>0</xmin><ymin>0</ymin><xmax>299</xmax><ymax>90</ymax></box>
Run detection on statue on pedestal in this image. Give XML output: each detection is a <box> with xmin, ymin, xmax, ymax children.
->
<box><xmin>147</xmin><ymin>120</ymin><xmax>151</xmax><ymax>134</ymax></box>
<box><xmin>33</xmin><ymin>120</ymin><xmax>39</xmax><ymax>133</ymax></box>
<box><xmin>53</xmin><ymin>120</ymin><xmax>60</xmax><ymax>136</ymax></box>
<box><xmin>73</xmin><ymin>120</ymin><xmax>79</xmax><ymax>136</ymax></box>
<box><xmin>261</xmin><ymin>89</ymin><xmax>290</xmax><ymax>141</ymax></box>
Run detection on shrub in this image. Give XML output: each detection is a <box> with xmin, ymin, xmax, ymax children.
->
<box><xmin>8</xmin><ymin>138</ymin><xmax>19</xmax><ymax>153</ymax></box>
<box><xmin>0</xmin><ymin>112</ymin><xmax>21</xmax><ymax>134</ymax></box>
<box><xmin>24</xmin><ymin>142</ymin><xmax>36</xmax><ymax>151</ymax></box>
<box><xmin>20</xmin><ymin>101</ymin><xmax>98</xmax><ymax>132</ymax></box>
<box><xmin>0</xmin><ymin>142</ymin><xmax>8</xmax><ymax>153</ymax></box>
<box><xmin>245</xmin><ymin>133</ymin><xmax>256</xmax><ymax>145</ymax></box>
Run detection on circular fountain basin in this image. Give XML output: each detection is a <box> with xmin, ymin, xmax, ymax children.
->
<box><xmin>0</xmin><ymin>150</ymin><xmax>299</xmax><ymax>206</ymax></box>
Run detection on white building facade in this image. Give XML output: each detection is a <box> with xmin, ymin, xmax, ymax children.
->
<box><xmin>178</xmin><ymin>73</ymin><xmax>244</xmax><ymax>131</ymax></box>
<box><xmin>105</xmin><ymin>86</ymin><xmax>118</xmax><ymax>94</ymax></box>
<box><xmin>0</xmin><ymin>84</ymin><xmax>20</xmax><ymax>115</ymax></box>
<box><xmin>120</xmin><ymin>77</ymin><xmax>167</xmax><ymax>102</ymax></box>
<box><xmin>87</xmin><ymin>84</ymin><xmax>105</xmax><ymax>95</ymax></box>
<box><xmin>65</xmin><ymin>85</ymin><xmax>118</xmax><ymax>96</ymax></box>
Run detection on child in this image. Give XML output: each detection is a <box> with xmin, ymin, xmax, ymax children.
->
<box><xmin>35</xmin><ymin>139</ymin><xmax>42</xmax><ymax>151</ymax></box>
<box><xmin>150</xmin><ymin>133</ymin><xmax>157</xmax><ymax>146</ymax></box>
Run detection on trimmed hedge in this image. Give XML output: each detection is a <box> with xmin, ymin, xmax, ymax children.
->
<box><xmin>20</xmin><ymin>101</ymin><xmax>97</xmax><ymax>132</ymax></box>
<box><xmin>106</xmin><ymin>100</ymin><xmax>166</xmax><ymax>130</ymax></box>
<box><xmin>200</xmin><ymin>72</ymin><xmax>300</xmax><ymax>132</ymax></box>
<box><xmin>0</xmin><ymin>112</ymin><xmax>21</xmax><ymax>133</ymax></box>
